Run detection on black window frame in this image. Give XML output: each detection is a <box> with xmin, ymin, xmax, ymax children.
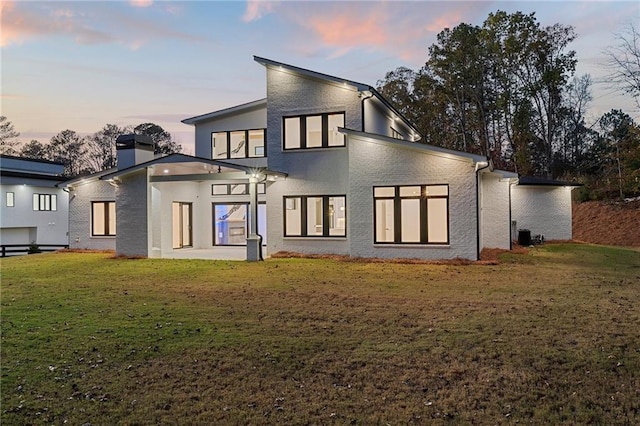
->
<box><xmin>211</xmin><ymin>128</ymin><xmax>266</xmax><ymax>160</ymax></box>
<box><xmin>211</xmin><ymin>183</ymin><xmax>266</xmax><ymax>196</ymax></box>
<box><xmin>283</xmin><ymin>195</ymin><xmax>347</xmax><ymax>237</ymax></box>
<box><xmin>32</xmin><ymin>193</ymin><xmax>57</xmax><ymax>211</ymax></box>
<box><xmin>373</xmin><ymin>185</ymin><xmax>449</xmax><ymax>244</ymax></box>
<box><xmin>283</xmin><ymin>112</ymin><xmax>346</xmax><ymax>150</ymax></box>
<box><xmin>91</xmin><ymin>201</ymin><xmax>116</xmax><ymax>237</ymax></box>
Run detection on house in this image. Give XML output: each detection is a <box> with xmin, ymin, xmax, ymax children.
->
<box><xmin>64</xmin><ymin>56</ymin><xmax>577</xmax><ymax>261</ymax></box>
<box><xmin>0</xmin><ymin>155</ymin><xmax>69</xmax><ymax>254</ymax></box>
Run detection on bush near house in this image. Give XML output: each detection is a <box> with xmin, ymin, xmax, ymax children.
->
<box><xmin>1</xmin><ymin>244</ymin><xmax>639</xmax><ymax>424</ymax></box>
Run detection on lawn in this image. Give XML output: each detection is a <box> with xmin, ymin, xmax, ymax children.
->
<box><xmin>1</xmin><ymin>244</ymin><xmax>639</xmax><ymax>424</ymax></box>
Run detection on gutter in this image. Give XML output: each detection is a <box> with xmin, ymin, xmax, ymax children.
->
<box><xmin>475</xmin><ymin>160</ymin><xmax>491</xmax><ymax>261</ymax></box>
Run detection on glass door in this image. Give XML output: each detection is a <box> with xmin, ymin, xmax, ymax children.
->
<box><xmin>172</xmin><ymin>202</ymin><xmax>192</xmax><ymax>249</ymax></box>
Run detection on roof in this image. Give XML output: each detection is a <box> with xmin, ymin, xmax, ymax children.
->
<box><xmin>253</xmin><ymin>56</ymin><xmax>421</xmax><ymax>140</ymax></box>
<box><xmin>1</xmin><ymin>154</ymin><xmax>65</xmax><ymax>176</ymax></box>
<box><xmin>182</xmin><ymin>98</ymin><xmax>267</xmax><ymax>125</ymax></box>
<box><xmin>518</xmin><ymin>176</ymin><xmax>582</xmax><ymax>187</ymax></box>
<box><xmin>60</xmin><ymin>167</ymin><xmax>117</xmax><ymax>187</ymax></box>
<box><xmin>340</xmin><ymin>128</ymin><xmax>487</xmax><ymax>163</ymax></box>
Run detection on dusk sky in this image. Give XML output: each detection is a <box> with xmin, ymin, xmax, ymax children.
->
<box><xmin>2</xmin><ymin>1</ymin><xmax>638</xmax><ymax>154</ymax></box>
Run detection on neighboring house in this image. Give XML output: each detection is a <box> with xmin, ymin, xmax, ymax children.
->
<box><xmin>0</xmin><ymin>155</ymin><xmax>69</xmax><ymax>252</ymax></box>
<box><xmin>64</xmin><ymin>56</ymin><xmax>577</xmax><ymax>261</ymax></box>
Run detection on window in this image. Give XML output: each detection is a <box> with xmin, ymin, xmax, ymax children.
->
<box><xmin>284</xmin><ymin>195</ymin><xmax>346</xmax><ymax>237</ymax></box>
<box><xmin>374</xmin><ymin>185</ymin><xmax>449</xmax><ymax>244</ymax></box>
<box><xmin>283</xmin><ymin>112</ymin><xmax>345</xmax><ymax>149</ymax></box>
<box><xmin>211</xmin><ymin>183</ymin><xmax>265</xmax><ymax>195</ymax></box>
<box><xmin>32</xmin><ymin>194</ymin><xmax>57</xmax><ymax>211</ymax></box>
<box><xmin>211</xmin><ymin>129</ymin><xmax>265</xmax><ymax>159</ymax></box>
<box><xmin>92</xmin><ymin>201</ymin><xmax>116</xmax><ymax>236</ymax></box>
<box><xmin>6</xmin><ymin>192</ymin><xmax>14</xmax><ymax>207</ymax></box>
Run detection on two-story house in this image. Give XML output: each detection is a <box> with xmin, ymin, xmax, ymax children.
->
<box><xmin>64</xmin><ymin>56</ymin><xmax>576</xmax><ymax>261</ymax></box>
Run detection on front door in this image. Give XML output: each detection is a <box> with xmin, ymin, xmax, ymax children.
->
<box><xmin>172</xmin><ymin>202</ymin><xmax>192</xmax><ymax>249</ymax></box>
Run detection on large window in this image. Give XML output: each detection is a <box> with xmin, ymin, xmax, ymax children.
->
<box><xmin>374</xmin><ymin>185</ymin><xmax>449</xmax><ymax>244</ymax></box>
<box><xmin>33</xmin><ymin>194</ymin><xmax>57</xmax><ymax>211</ymax></box>
<box><xmin>283</xmin><ymin>112</ymin><xmax>345</xmax><ymax>150</ymax></box>
<box><xmin>284</xmin><ymin>195</ymin><xmax>346</xmax><ymax>237</ymax></box>
<box><xmin>211</xmin><ymin>129</ymin><xmax>265</xmax><ymax>159</ymax></box>
<box><xmin>92</xmin><ymin>201</ymin><xmax>116</xmax><ymax>236</ymax></box>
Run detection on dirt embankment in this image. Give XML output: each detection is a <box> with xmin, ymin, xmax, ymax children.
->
<box><xmin>573</xmin><ymin>200</ymin><xmax>640</xmax><ymax>247</ymax></box>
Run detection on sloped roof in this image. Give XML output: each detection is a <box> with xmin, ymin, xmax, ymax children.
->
<box><xmin>182</xmin><ymin>98</ymin><xmax>266</xmax><ymax>125</ymax></box>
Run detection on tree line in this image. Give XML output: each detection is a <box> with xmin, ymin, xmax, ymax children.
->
<box><xmin>376</xmin><ymin>11</ymin><xmax>639</xmax><ymax>200</ymax></box>
<box><xmin>0</xmin><ymin>119</ymin><xmax>182</xmax><ymax>178</ymax></box>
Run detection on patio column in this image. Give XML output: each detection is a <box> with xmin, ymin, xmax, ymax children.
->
<box><xmin>246</xmin><ymin>175</ymin><xmax>261</xmax><ymax>261</ymax></box>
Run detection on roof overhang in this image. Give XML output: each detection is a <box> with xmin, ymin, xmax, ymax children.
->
<box><xmin>340</xmin><ymin>128</ymin><xmax>487</xmax><ymax>164</ymax></box>
<box><xmin>182</xmin><ymin>98</ymin><xmax>267</xmax><ymax>125</ymax></box>
<box><xmin>517</xmin><ymin>176</ymin><xmax>582</xmax><ymax>187</ymax></box>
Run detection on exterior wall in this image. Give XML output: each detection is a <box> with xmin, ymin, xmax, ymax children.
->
<box><xmin>115</xmin><ymin>170</ymin><xmax>149</xmax><ymax>256</ymax></box>
<box><xmin>194</xmin><ymin>107</ymin><xmax>267</xmax><ymax>158</ymax></box>
<box><xmin>347</xmin><ymin>136</ymin><xmax>478</xmax><ymax>260</ymax></box>
<box><xmin>0</xmin><ymin>183</ymin><xmax>68</xmax><ymax>245</ymax></box>
<box><xmin>68</xmin><ymin>180</ymin><xmax>115</xmax><ymax>250</ymax></box>
<box><xmin>480</xmin><ymin>172</ymin><xmax>512</xmax><ymax>249</ymax></box>
<box><xmin>363</xmin><ymin>99</ymin><xmax>413</xmax><ymax>140</ymax></box>
<box><xmin>264</xmin><ymin>67</ymin><xmax>361</xmax><ymax>256</ymax></box>
<box><xmin>511</xmin><ymin>186</ymin><xmax>573</xmax><ymax>240</ymax></box>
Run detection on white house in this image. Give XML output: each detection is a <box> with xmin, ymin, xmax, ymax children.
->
<box><xmin>64</xmin><ymin>56</ymin><xmax>577</xmax><ymax>261</ymax></box>
<box><xmin>0</xmin><ymin>155</ymin><xmax>69</xmax><ymax>255</ymax></box>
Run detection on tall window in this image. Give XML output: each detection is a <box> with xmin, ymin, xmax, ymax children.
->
<box><xmin>284</xmin><ymin>195</ymin><xmax>346</xmax><ymax>237</ymax></box>
<box><xmin>283</xmin><ymin>112</ymin><xmax>345</xmax><ymax>149</ymax></box>
<box><xmin>211</xmin><ymin>129</ymin><xmax>265</xmax><ymax>159</ymax></box>
<box><xmin>33</xmin><ymin>194</ymin><xmax>57</xmax><ymax>211</ymax></box>
<box><xmin>92</xmin><ymin>201</ymin><xmax>116</xmax><ymax>236</ymax></box>
<box><xmin>374</xmin><ymin>185</ymin><xmax>449</xmax><ymax>244</ymax></box>
<box><xmin>6</xmin><ymin>192</ymin><xmax>15</xmax><ymax>207</ymax></box>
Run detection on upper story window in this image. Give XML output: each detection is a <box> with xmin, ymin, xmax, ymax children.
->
<box><xmin>212</xmin><ymin>129</ymin><xmax>265</xmax><ymax>160</ymax></box>
<box><xmin>283</xmin><ymin>112</ymin><xmax>345</xmax><ymax>150</ymax></box>
<box><xmin>374</xmin><ymin>185</ymin><xmax>449</xmax><ymax>244</ymax></box>
<box><xmin>33</xmin><ymin>193</ymin><xmax>57</xmax><ymax>211</ymax></box>
<box><xmin>212</xmin><ymin>183</ymin><xmax>266</xmax><ymax>195</ymax></box>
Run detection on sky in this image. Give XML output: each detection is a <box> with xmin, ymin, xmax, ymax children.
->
<box><xmin>2</xmin><ymin>1</ymin><xmax>639</xmax><ymax>154</ymax></box>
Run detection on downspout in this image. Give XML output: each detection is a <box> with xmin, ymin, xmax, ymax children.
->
<box><xmin>360</xmin><ymin>90</ymin><xmax>374</xmax><ymax>132</ymax></box>
<box><xmin>255</xmin><ymin>173</ymin><xmax>268</xmax><ymax>261</ymax></box>
<box><xmin>475</xmin><ymin>160</ymin><xmax>491</xmax><ymax>261</ymax></box>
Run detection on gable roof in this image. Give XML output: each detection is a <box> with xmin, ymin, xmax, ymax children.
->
<box><xmin>182</xmin><ymin>98</ymin><xmax>267</xmax><ymax>125</ymax></box>
<box><xmin>253</xmin><ymin>56</ymin><xmax>421</xmax><ymax>140</ymax></box>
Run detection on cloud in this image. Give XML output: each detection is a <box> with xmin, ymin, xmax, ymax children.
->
<box><xmin>130</xmin><ymin>0</ymin><xmax>153</xmax><ymax>7</ymax></box>
<box><xmin>0</xmin><ymin>1</ymin><xmax>205</xmax><ymax>49</ymax></box>
<box><xmin>242</xmin><ymin>0</ymin><xmax>279</xmax><ymax>23</ymax></box>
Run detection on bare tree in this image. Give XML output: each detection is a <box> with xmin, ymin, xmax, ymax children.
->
<box><xmin>604</xmin><ymin>22</ymin><xmax>640</xmax><ymax>109</ymax></box>
<box><xmin>0</xmin><ymin>116</ymin><xmax>20</xmax><ymax>155</ymax></box>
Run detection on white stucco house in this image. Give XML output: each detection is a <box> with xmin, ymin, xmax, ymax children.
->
<box><xmin>63</xmin><ymin>56</ymin><xmax>577</xmax><ymax>261</ymax></box>
<box><xmin>0</xmin><ymin>155</ymin><xmax>69</xmax><ymax>255</ymax></box>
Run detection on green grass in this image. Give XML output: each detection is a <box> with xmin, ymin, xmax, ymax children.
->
<box><xmin>2</xmin><ymin>244</ymin><xmax>639</xmax><ymax>424</ymax></box>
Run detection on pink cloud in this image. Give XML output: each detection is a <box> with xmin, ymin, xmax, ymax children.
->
<box><xmin>243</xmin><ymin>1</ymin><xmax>279</xmax><ymax>23</ymax></box>
<box><xmin>130</xmin><ymin>0</ymin><xmax>153</xmax><ymax>8</ymax></box>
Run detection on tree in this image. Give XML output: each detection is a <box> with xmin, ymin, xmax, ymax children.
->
<box><xmin>48</xmin><ymin>130</ymin><xmax>87</xmax><ymax>177</ymax></box>
<box><xmin>134</xmin><ymin>123</ymin><xmax>182</xmax><ymax>155</ymax></box>
<box><xmin>19</xmin><ymin>140</ymin><xmax>50</xmax><ymax>160</ymax></box>
<box><xmin>604</xmin><ymin>22</ymin><xmax>640</xmax><ymax>109</ymax></box>
<box><xmin>86</xmin><ymin>124</ymin><xmax>131</xmax><ymax>172</ymax></box>
<box><xmin>598</xmin><ymin>110</ymin><xmax>640</xmax><ymax>199</ymax></box>
<box><xmin>0</xmin><ymin>116</ymin><xmax>20</xmax><ymax>155</ymax></box>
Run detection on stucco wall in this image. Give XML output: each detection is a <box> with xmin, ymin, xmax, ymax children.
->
<box><xmin>68</xmin><ymin>180</ymin><xmax>115</xmax><ymax>250</ymax></box>
<box><xmin>1</xmin><ymin>184</ymin><xmax>68</xmax><ymax>245</ymax></box>
<box><xmin>511</xmin><ymin>186</ymin><xmax>573</xmax><ymax>240</ymax></box>
<box><xmin>194</xmin><ymin>107</ymin><xmax>267</xmax><ymax>158</ymax></box>
<box><xmin>347</xmin><ymin>136</ymin><xmax>479</xmax><ymax>260</ymax></box>
<box><xmin>115</xmin><ymin>170</ymin><xmax>149</xmax><ymax>257</ymax></box>
<box><xmin>480</xmin><ymin>172</ymin><xmax>511</xmax><ymax>249</ymax></box>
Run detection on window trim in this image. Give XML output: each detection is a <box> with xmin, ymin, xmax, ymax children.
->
<box><xmin>32</xmin><ymin>193</ymin><xmax>57</xmax><ymax>211</ymax></box>
<box><xmin>6</xmin><ymin>192</ymin><xmax>15</xmax><ymax>207</ymax></box>
<box><xmin>283</xmin><ymin>195</ymin><xmax>347</xmax><ymax>238</ymax></box>
<box><xmin>373</xmin><ymin>185</ymin><xmax>449</xmax><ymax>245</ymax></box>
<box><xmin>91</xmin><ymin>201</ymin><xmax>116</xmax><ymax>237</ymax></box>
<box><xmin>282</xmin><ymin>112</ymin><xmax>346</xmax><ymax>150</ymax></box>
<box><xmin>211</xmin><ymin>128</ymin><xmax>266</xmax><ymax>159</ymax></box>
<box><xmin>211</xmin><ymin>183</ymin><xmax>266</xmax><ymax>196</ymax></box>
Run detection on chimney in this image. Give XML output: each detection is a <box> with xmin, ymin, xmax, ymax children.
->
<box><xmin>116</xmin><ymin>134</ymin><xmax>155</xmax><ymax>169</ymax></box>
